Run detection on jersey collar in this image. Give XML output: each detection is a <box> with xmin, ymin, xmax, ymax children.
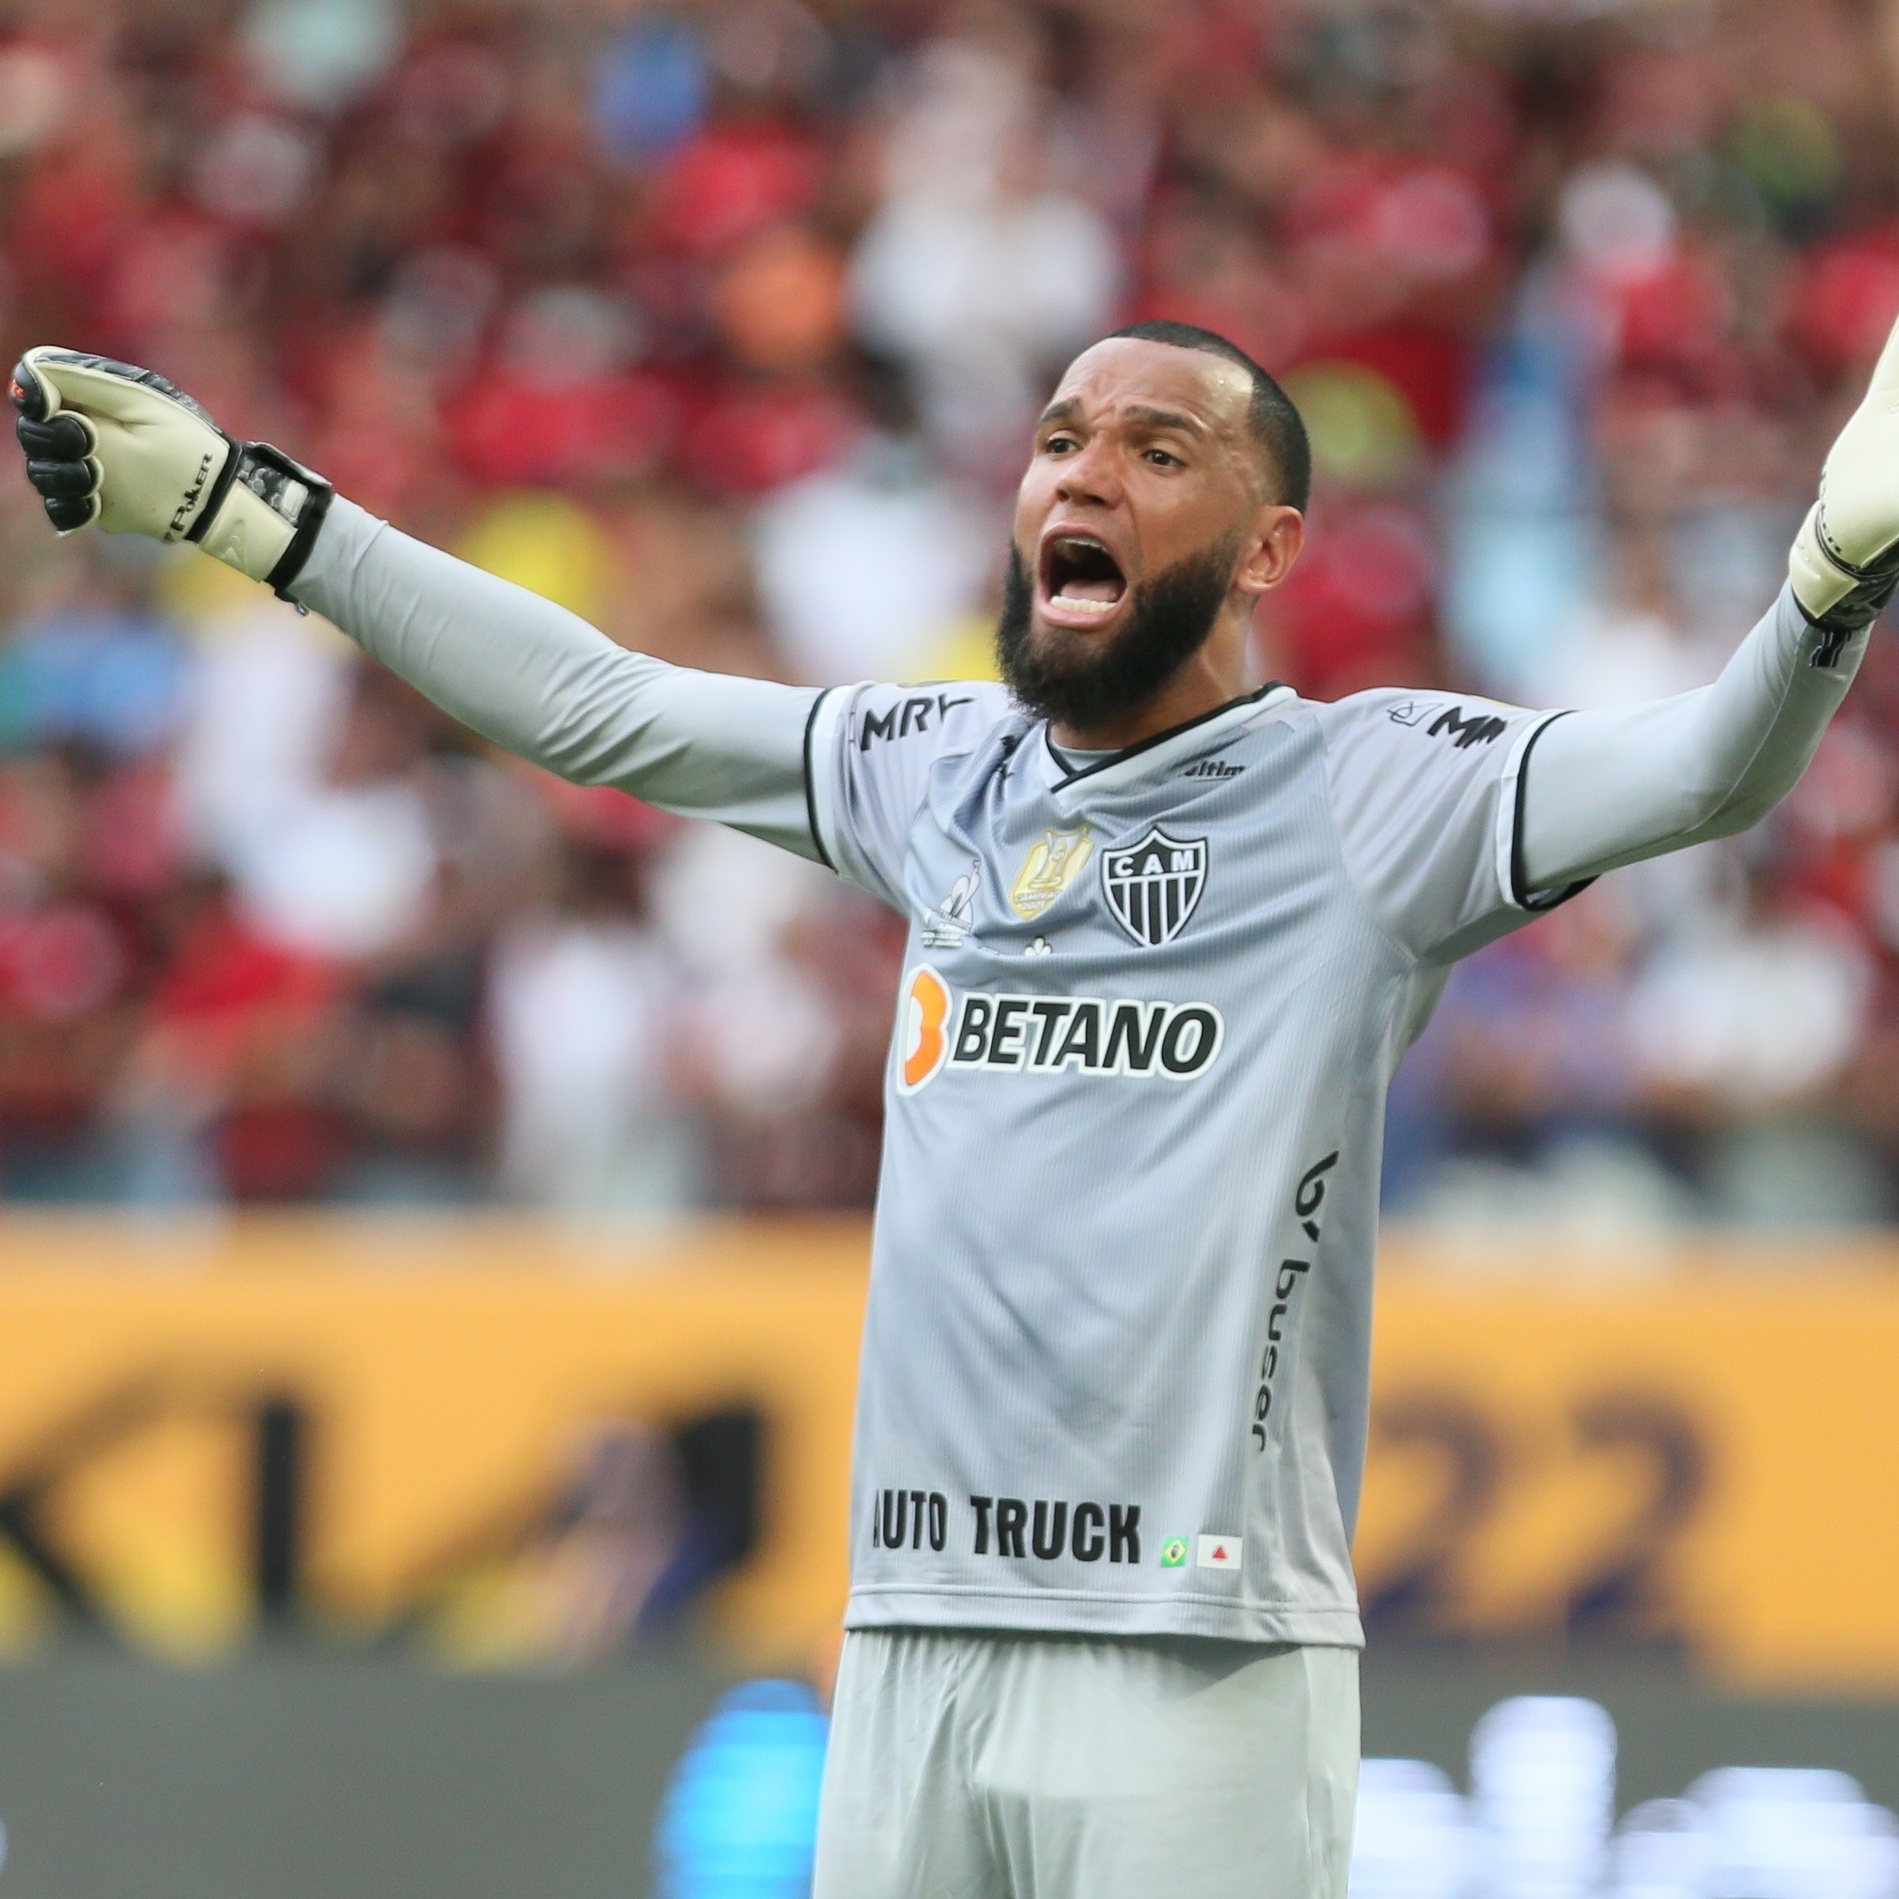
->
<box><xmin>1035</xmin><ymin>682</ymin><xmax>1295</xmax><ymax>804</ymax></box>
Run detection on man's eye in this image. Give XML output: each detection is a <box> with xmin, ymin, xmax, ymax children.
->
<box><xmin>1047</xmin><ymin>435</ymin><xmax>1079</xmax><ymax>455</ymax></box>
<box><xmin>1146</xmin><ymin>448</ymin><xmax>1183</xmax><ymax>468</ymax></box>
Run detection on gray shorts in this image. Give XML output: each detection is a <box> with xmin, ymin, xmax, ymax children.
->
<box><xmin>813</xmin><ymin>1628</ymin><xmax>1359</xmax><ymax>1898</ymax></box>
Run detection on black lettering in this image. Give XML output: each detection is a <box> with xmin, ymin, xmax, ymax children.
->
<box><xmin>1032</xmin><ymin>1500</ymin><xmax>1068</xmax><ymax>1560</ymax></box>
<box><xmin>971</xmin><ymin>1495</ymin><xmax>993</xmax><ymax>1555</ymax></box>
<box><xmin>941</xmin><ymin>993</ymin><xmax>1229</xmax><ymax>1080</ymax></box>
<box><xmin>996</xmin><ymin>1497</ymin><xmax>1027</xmax><ymax>1559</ymax></box>
<box><xmin>987</xmin><ymin>998</ymin><xmax>1030</xmax><ymax>1068</ymax></box>
<box><xmin>170</xmin><ymin>450</ymin><xmax>214</xmax><ymax>536</ymax></box>
<box><xmin>860</xmin><ymin>704</ymin><xmax>898</xmax><ymax>750</ymax></box>
<box><xmin>1052</xmin><ymin>1000</ymin><xmax>1102</xmax><ymax>1070</ymax></box>
<box><xmin>1027</xmin><ymin>1000</ymin><xmax>1073</xmax><ymax>1067</ymax></box>
<box><xmin>928</xmin><ymin>1493</ymin><xmax>947</xmax><ymax>1552</ymax></box>
<box><xmin>871</xmin><ymin>1495</ymin><xmax>881</xmax><ymax>1546</ymax></box>
<box><xmin>910</xmin><ymin>1489</ymin><xmax>927</xmax><ymax>1550</ymax></box>
<box><xmin>1160</xmin><ymin>1006</ymin><xmax>1221</xmax><ymax>1076</ymax></box>
<box><xmin>1427</xmin><ymin>705</ymin><xmax>1506</xmax><ymax>749</ymax></box>
<box><xmin>1102</xmin><ymin>1000</ymin><xmax>1161</xmax><ymax>1073</ymax></box>
<box><xmin>1256</xmin><ymin>1387</ymin><xmax>1272</xmax><ymax>1420</ymax></box>
<box><xmin>1295</xmin><ymin>1153</ymin><xmax>1339</xmax><ymax>1219</ymax></box>
<box><xmin>953</xmin><ymin>997</ymin><xmax>992</xmax><ymax>1064</ymax></box>
<box><xmin>1071</xmin><ymin>1502</ymin><xmax>1106</xmax><ymax>1561</ymax></box>
<box><xmin>1109</xmin><ymin>1504</ymin><xmax>1141</xmax><ymax>1565</ymax></box>
<box><xmin>1268</xmin><ymin>1301</ymin><xmax>1288</xmax><ymax>1341</ymax></box>
<box><xmin>936</xmin><ymin>693</ymin><xmax>974</xmax><ymax>718</ymax></box>
<box><xmin>1260</xmin><ymin>1345</ymin><xmax>1278</xmax><ymax>1380</ymax></box>
<box><xmin>1276</xmin><ymin>1259</ymin><xmax>1311</xmax><ymax>1299</ymax></box>
<box><xmin>899</xmin><ymin>696</ymin><xmax>933</xmax><ymax>737</ymax></box>
<box><xmin>881</xmin><ymin>1489</ymin><xmax>907</xmax><ymax>1550</ymax></box>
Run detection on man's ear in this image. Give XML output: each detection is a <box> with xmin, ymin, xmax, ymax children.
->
<box><xmin>1235</xmin><ymin>506</ymin><xmax>1304</xmax><ymax>597</ymax></box>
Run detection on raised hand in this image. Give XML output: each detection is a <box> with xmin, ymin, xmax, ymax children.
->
<box><xmin>1790</xmin><ymin>314</ymin><xmax>1899</xmax><ymax>652</ymax></box>
<box><xmin>11</xmin><ymin>346</ymin><xmax>331</xmax><ymax>599</ymax></box>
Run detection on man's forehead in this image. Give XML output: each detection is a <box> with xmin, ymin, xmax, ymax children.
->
<box><xmin>1047</xmin><ymin>338</ymin><xmax>1253</xmax><ymax>430</ymax></box>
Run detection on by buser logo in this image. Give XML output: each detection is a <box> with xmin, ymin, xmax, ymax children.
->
<box><xmin>1250</xmin><ymin>1150</ymin><xmax>1339</xmax><ymax>1451</ymax></box>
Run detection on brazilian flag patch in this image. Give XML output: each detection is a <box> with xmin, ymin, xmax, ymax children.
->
<box><xmin>1160</xmin><ymin>1536</ymin><xmax>1189</xmax><ymax>1569</ymax></box>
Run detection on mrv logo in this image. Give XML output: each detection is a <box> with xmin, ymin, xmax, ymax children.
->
<box><xmin>894</xmin><ymin>966</ymin><xmax>1224</xmax><ymax>1093</ymax></box>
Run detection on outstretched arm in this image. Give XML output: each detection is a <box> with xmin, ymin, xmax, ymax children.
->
<box><xmin>1518</xmin><ymin>582</ymin><xmax>1862</xmax><ymax>890</ymax></box>
<box><xmin>9</xmin><ymin>348</ymin><xmax>827</xmax><ymax>859</ymax></box>
<box><xmin>1519</xmin><ymin>315</ymin><xmax>1899</xmax><ymax>894</ymax></box>
<box><xmin>292</xmin><ymin>499</ymin><xmax>824</xmax><ymax>856</ymax></box>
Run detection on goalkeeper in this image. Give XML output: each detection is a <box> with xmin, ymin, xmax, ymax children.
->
<box><xmin>12</xmin><ymin>316</ymin><xmax>1896</xmax><ymax>1897</ymax></box>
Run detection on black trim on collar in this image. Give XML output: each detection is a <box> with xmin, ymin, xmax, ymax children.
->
<box><xmin>803</xmin><ymin>688</ymin><xmax>834</xmax><ymax>871</ymax></box>
<box><xmin>1511</xmin><ymin>711</ymin><xmax>1595</xmax><ymax>912</ymax></box>
<box><xmin>1041</xmin><ymin>680</ymin><xmax>1287</xmax><ymax>787</ymax></box>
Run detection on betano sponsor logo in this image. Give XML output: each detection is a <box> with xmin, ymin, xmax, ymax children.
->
<box><xmin>898</xmin><ymin>965</ymin><xmax>954</xmax><ymax>1093</ymax></box>
<box><xmin>895</xmin><ymin>965</ymin><xmax>1224</xmax><ymax>1094</ymax></box>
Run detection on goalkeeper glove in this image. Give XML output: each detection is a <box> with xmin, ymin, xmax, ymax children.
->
<box><xmin>1790</xmin><ymin>316</ymin><xmax>1899</xmax><ymax>661</ymax></box>
<box><xmin>11</xmin><ymin>347</ymin><xmax>331</xmax><ymax>599</ymax></box>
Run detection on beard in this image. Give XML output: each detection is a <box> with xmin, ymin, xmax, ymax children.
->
<box><xmin>995</xmin><ymin>532</ymin><xmax>1243</xmax><ymax>733</ymax></box>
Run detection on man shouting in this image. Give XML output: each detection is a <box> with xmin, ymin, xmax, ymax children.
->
<box><xmin>15</xmin><ymin>314</ymin><xmax>1898</xmax><ymax>1895</ymax></box>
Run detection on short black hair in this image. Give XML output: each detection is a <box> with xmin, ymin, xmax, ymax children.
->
<box><xmin>1104</xmin><ymin>319</ymin><xmax>1311</xmax><ymax>512</ymax></box>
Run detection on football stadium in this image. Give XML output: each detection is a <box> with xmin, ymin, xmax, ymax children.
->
<box><xmin>4</xmin><ymin>0</ymin><xmax>1899</xmax><ymax>1894</ymax></box>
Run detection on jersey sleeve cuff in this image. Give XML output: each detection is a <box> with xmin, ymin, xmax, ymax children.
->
<box><xmin>803</xmin><ymin>684</ymin><xmax>851</xmax><ymax>872</ymax></box>
<box><xmin>1497</xmin><ymin>709</ymin><xmax>1594</xmax><ymax>912</ymax></box>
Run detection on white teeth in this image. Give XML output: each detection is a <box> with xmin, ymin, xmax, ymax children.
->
<box><xmin>1053</xmin><ymin>594</ymin><xmax>1116</xmax><ymax>614</ymax></box>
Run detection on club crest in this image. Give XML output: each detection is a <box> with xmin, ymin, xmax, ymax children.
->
<box><xmin>1101</xmin><ymin>826</ymin><xmax>1208</xmax><ymax>948</ymax></box>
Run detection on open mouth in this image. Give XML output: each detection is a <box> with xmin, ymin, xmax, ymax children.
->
<box><xmin>1040</xmin><ymin>533</ymin><xmax>1127</xmax><ymax>622</ymax></box>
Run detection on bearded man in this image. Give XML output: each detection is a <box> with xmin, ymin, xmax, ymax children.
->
<box><xmin>15</xmin><ymin>314</ymin><xmax>1899</xmax><ymax>1896</ymax></box>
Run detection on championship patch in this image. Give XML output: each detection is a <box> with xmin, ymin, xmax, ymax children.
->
<box><xmin>1102</xmin><ymin>826</ymin><xmax>1208</xmax><ymax>948</ymax></box>
<box><xmin>1011</xmin><ymin>826</ymin><xmax>1093</xmax><ymax>920</ymax></box>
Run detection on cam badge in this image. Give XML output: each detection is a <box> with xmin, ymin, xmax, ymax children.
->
<box><xmin>1102</xmin><ymin>826</ymin><xmax>1208</xmax><ymax>948</ymax></box>
<box><xmin>1010</xmin><ymin>826</ymin><xmax>1093</xmax><ymax>921</ymax></box>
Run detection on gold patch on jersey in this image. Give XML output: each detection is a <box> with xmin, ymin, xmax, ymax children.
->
<box><xmin>1010</xmin><ymin>826</ymin><xmax>1094</xmax><ymax>921</ymax></box>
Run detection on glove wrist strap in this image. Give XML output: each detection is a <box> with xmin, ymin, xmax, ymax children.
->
<box><xmin>192</xmin><ymin>440</ymin><xmax>334</xmax><ymax>596</ymax></box>
<box><xmin>264</xmin><ymin>474</ymin><xmax>333</xmax><ymax>600</ymax></box>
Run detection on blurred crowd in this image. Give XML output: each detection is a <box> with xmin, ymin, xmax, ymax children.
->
<box><xmin>6</xmin><ymin>0</ymin><xmax>1899</xmax><ymax>1223</ymax></box>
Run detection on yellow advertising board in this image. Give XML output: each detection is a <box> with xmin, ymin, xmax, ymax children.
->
<box><xmin>0</xmin><ymin>1217</ymin><xmax>868</xmax><ymax>1670</ymax></box>
<box><xmin>1360</xmin><ymin>1237</ymin><xmax>1899</xmax><ymax>1688</ymax></box>
<box><xmin>0</xmin><ymin>1216</ymin><xmax>1896</xmax><ymax>1688</ymax></box>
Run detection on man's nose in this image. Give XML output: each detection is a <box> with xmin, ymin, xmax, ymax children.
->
<box><xmin>1053</xmin><ymin>437</ymin><xmax>1123</xmax><ymax>508</ymax></box>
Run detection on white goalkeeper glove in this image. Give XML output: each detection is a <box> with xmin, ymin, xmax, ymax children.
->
<box><xmin>11</xmin><ymin>347</ymin><xmax>331</xmax><ymax>599</ymax></box>
<box><xmin>1789</xmin><ymin>316</ymin><xmax>1899</xmax><ymax>661</ymax></box>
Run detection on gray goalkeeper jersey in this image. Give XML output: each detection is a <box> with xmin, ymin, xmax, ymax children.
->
<box><xmin>807</xmin><ymin>678</ymin><xmax>1573</xmax><ymax>1647</ymax></box>
<box><xmin>295</xmin><ymin>506</ymin><xmax>1845</xmax><ymax>1648</ymax></box>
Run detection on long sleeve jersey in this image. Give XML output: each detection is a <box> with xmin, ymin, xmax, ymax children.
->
<box><xmin>294</xmin><ymin>498</ymin><xmax>1867</xmax><ymax>1643</ymax></box>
